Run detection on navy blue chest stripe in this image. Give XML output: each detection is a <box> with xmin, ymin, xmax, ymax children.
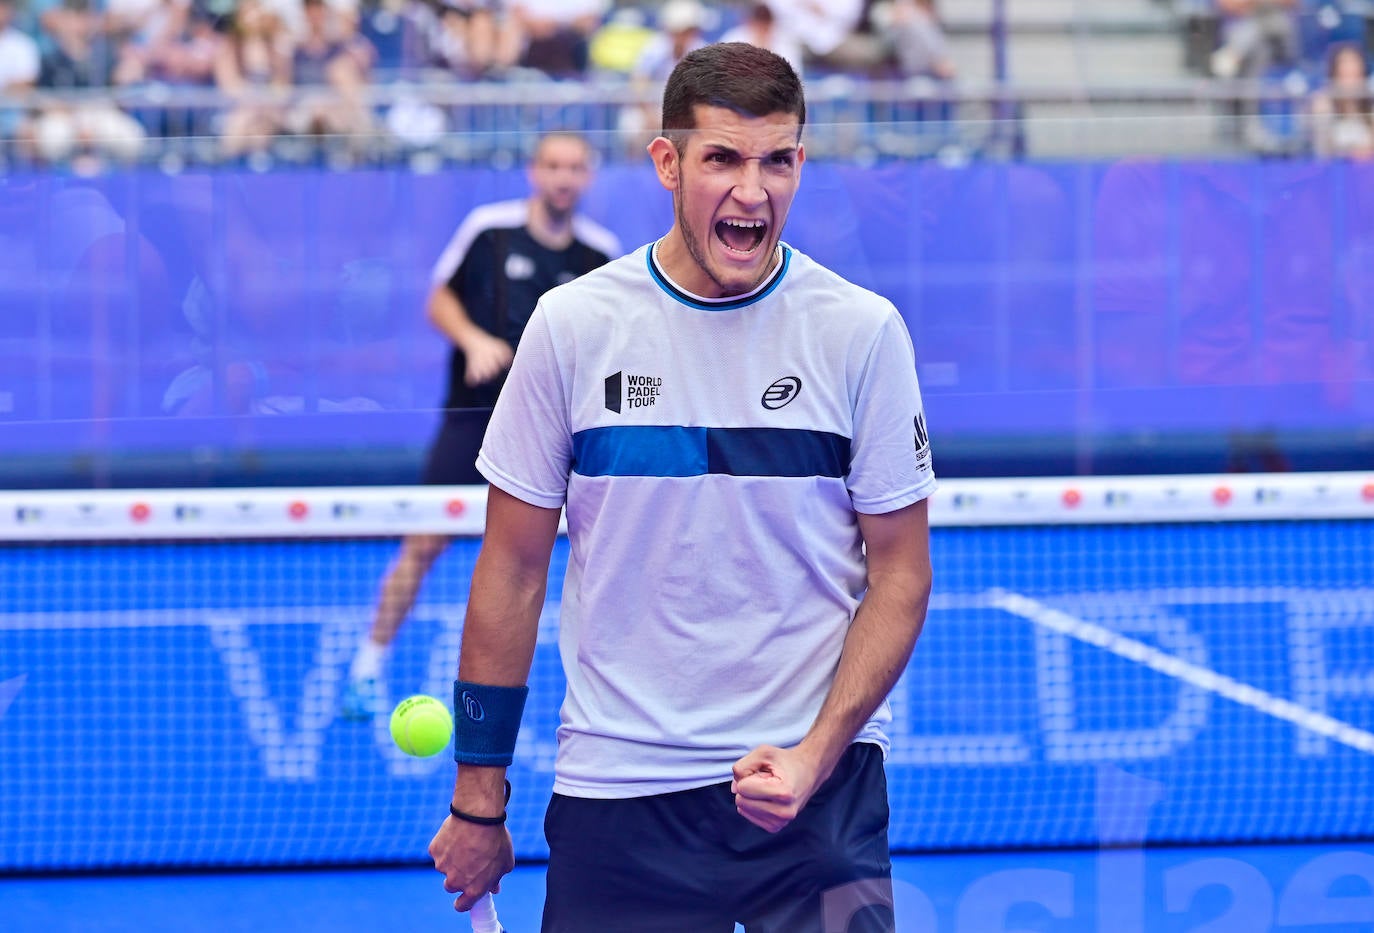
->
<box><xmin>572</xmin><ymin>426</ymin><xmax>850</xmax><ymax>478</ymax></box>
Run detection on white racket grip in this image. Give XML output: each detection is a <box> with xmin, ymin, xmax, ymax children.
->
<box><xmin>470</xmin><ymin>893</ymin><xmax>503</xmax><ymax>933</ymax></box>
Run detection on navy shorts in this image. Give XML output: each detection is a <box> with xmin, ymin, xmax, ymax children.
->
<box><xmin>420</xmin><ymin>409</ymin><xmax>493</xmax><ymax>486</ymax></box>
<box><xmin>541</xmin><ymin>743</ymin><xmax>894</xmax><ymax>933</ymax></box>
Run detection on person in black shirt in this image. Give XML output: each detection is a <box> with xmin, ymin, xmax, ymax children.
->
<box><xmin>343</xmin><ymin>132</ymin><xmax>620</xmax><ymax>720</ymax></box>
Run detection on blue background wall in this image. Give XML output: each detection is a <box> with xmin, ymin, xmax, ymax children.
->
<box><xmin>1</xmin><ymin>160</ymin><xmax>1371</xmax><ymax>485</ymax></box>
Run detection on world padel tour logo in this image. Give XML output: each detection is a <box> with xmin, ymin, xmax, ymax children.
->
<box><xmin>604</xmin><ymin>371</ymin><xmax>662</xmax><ymax>413</ymax></box>
<box><xmin>762</xmin><ymin>376</ymin><xmax>801</xmax><ymax>410</ymax></box>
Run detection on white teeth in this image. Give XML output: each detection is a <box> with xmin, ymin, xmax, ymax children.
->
<box><xmin>722</xmin><ymin>218</ymin><xmax>765</xmax><ymax>228</ymax></box>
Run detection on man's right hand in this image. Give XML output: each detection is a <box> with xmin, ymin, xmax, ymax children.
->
<box><xmin>429</xmin><ymin>818</ymin><xmax>515</xmax><ymax>913</ymax></box>
<box><xmin>463</xmin><ymin>333</ymin><xmax>515</xmax><ymax>387</ymax></box>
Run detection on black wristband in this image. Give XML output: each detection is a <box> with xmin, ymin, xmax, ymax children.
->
<box><xmin>448</xmin><ymin>780</ymin><xmax>512</xmax><ymax>826</ymax></box>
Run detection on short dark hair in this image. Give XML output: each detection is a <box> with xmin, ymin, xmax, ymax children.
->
<box><xmin>532</xmin><ymin>130</ymin><xmax>591</xmax><ymax>161</ymax></box>
<box><xmin>661</xmin><ymin>42</ymin><xmax>805</xmax><ymax>143</ymax></box>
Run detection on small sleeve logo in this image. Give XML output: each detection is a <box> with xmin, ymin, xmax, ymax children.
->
<box><xmin>914</xmin><ymin>413</ymin><xmax>932</xmax><ymax>469</ymax></box>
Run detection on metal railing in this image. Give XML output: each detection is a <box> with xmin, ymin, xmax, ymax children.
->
<box><xmin>0</xmin><ymin>76</ymin><xmax>1360</xmax><ymax>170</ymax></box>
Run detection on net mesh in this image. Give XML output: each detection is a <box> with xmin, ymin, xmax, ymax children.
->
<box><xmin>2</xmin><ymin>474</ymin><xmax>1372</xmax><ymax>871</ymax></box>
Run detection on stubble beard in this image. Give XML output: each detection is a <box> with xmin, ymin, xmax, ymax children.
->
<box><xmin>675</xmin><ymin>190</ymin><xmax>733</xmax><ymax>297</ymax></box>
<box><xmin>542</xmin><ymin>194</ymin><xmax>575</xmax><ymax>227</ymax></box>
<box><xmin>675</xmin><ymin>188</ymin><xmax>778</xmax><ymax>299</ymax></box>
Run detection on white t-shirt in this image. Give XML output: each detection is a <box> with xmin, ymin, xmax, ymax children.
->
<box><xmin>0</xmin><ymin>28</ymin><xmax>40</xmax><ymax>90</ymax></box>
<box><xmin>631</xmin><ymin>32</ymin><xmax>706</xmax><ymax>82</ymax></box>
<box><xmin>719</xmin><ymin>23</ymin><xmax>805</xmax><ymax>76</ymax></box>
<box><xmin>479</xmin><ymin>241</ymin><xmax>936</xmax><ymax>798</ymax></box>
<box><xmin>511</xmin><ymin>0</ymin><xmax>609</xmax><ymax>24</ymax></box>
<box><xmin>768</xmin><ymin>0</ymin><xmax>862</xmax><ymax>56</ymax></box>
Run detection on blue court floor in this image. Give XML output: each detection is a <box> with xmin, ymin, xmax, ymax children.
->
<box><xmin>5</xmin><ymin>843</ymin><xmax>1374</xmax><ymax>932</ymax></box>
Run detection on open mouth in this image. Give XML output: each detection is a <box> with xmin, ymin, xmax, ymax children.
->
<box><xmin>715</xmin><ymin>218</ymin><xmax>767</xmax><ymax>255</ymax></box>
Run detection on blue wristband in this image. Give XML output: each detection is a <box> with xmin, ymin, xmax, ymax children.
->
<box><xmin>453</xmin><ymin>680</ymin><xmax>529</xmax><ymax>766</ymax></box>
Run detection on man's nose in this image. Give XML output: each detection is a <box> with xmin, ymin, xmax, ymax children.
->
<box><xmin>733</xmin><ymin>160</ymin><xmax>768</xmax><ymax>206</ymax></box>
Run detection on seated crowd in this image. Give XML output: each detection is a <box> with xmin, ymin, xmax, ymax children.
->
<box><xmin>0</xmin><ymin>0</ymin><xmax>958</xmax><ymax>168</ymax></box>
<box><xmin>0</xmin><ymin>0</ymin><xmax>1370</xmax><ymax>167</ymax></box>
<box><xmin>1196</xmin><ymin>0</ymin><xmax>1373</xmax><ymax>156</ymax></box>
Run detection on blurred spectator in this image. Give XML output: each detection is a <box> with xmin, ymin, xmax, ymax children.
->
<box><xmin>20</xmin><ymin>97</ymin><xmax>147</xmax><ymax>172</ymax></box>
<box><xmin>0</xmin><ymin>0</ymin><xmax>41</xmax><ymax>99</ymax></box>
<box><xmin>507</xmin><ymin>0</ymin><xmax>607</xmax><ymax>79</ymax></box>
<box><xmin>877</xmin><ymin>0</ymin><xmax>955</xmax><ymax>80</ymax></box>
<box><xmin>261</xmin><ymin>0</ymin><xmax>362</xmax><ymax>40</ymax></box>
<box><xmin>39</xmin><ymin>0</ymin><xmax>117</xmax><ymax>88</ymax></box>
<box><xmin>784</xmin><ymin>0</ymin><xmax>955</xmax><ymax>79</ymax></box>
<box><xmin>586</xmin><ymin>6</ymin><xmax>654</xmax><ymax>76</ymax></box>
<box><xmin>214</xmin><ymin>0</ymin><xmax>292</xmax><ymax>158</ymax></box>
<box><xmin>616</xmin><ymin>0</ymin><xmax>706</xmax><ymax>152</ymax></box>
<box><xmin>353</xmin><ymin>0</ymin><xmax>427</xmax><ymax>72</ymax></box>
<box><xmin>632</xmin><ymin>0</ymin><xmax>706</xmax><ymax>83</ymax></box>
<box><xmin>1209</xmin><ymin>0</ymin><xmax>1300</xmax><ymax>79</ymax></box>
<box><xmin>1311</xmin><ymin>42</ymin><xmax>1374</xmax><ymax>158</ymax></box>
<box><xmin>719</xmin><ymin>3</ymin><xmax>803</xmax><ymax>75</ymax></box>
<box><xmin>106</xmin><ymin>0</ymin><xmax>179</xmax><ymax>48</ymax></box>
<box><xmin>26</xmin><ymin>0</ymin><xmax>147</xmax><ymax>172</ymax></box>
<box><xmin>425</xmin><ymin>0</ymin><xmax>513</xmax><ymax>78</ymax></box>
<box><xmin>111</xmin><ymin>2</ymin><xmax>220</xmax><ymax>143</ymax></box>
<box><xmin>284</xmin><ymin>0</ymin><xmax>376</xmax><ymax>151</ymax></box>
<box><xmin>114</xmin><ymin>2</ymin><xmax>220</xmax><ymax>86</ymax></box>
<box><xmin>784</xmin><ymin>0</ymin><xmax>867</xmax><ymax>74</ymax></box>
<box><xmin>0</xmin><ymin>0</ymin><xmax>38</xmax><ymax>161</ymax></box>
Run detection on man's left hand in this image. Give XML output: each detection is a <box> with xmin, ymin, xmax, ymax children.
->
<box><xmin>730</xmin><ymin>744</ymin><xmax>825</xmax><ymax>833</ymax></box>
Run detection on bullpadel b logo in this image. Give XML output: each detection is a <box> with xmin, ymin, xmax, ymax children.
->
<box><xmin>762</xmin><ymin>376</ymin><xmax>802</xmax><ymax>410</ymax></box>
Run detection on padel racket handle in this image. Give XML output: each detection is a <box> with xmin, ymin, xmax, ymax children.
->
<box><xmin>470</xmin><ymin>892</ymin><xmax>503</xmax><ymax>933</ymax></box>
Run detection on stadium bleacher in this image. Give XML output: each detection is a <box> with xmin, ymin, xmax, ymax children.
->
<box><xmin>0</xmin><ymin>0</ymin><xmax>1370</xmax><ymax>170</ymax></box>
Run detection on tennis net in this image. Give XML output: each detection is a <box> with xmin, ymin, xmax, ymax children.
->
<box><xmin>2</xmin><ymin>473</ymin><xmax>1372</xmax><ymax>871</ymax></box>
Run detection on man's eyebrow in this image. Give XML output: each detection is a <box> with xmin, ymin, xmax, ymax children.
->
<box><xmin>698</xmin><ymin>143</ymin><xmax>797</xmax><ymax>158</ymax></box>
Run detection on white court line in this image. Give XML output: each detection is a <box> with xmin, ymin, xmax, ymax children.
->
<box><xmin>988</xmin><ymin>588</ymin><xmax>1374</xmax><ymax>755</ymax></box>
<box><xmin>0</xmin><ymin>602</ymin><xmax>565</xmax><ymax>643</ymax></box>
<box><xmin>928</xmin><ymin>587</ymin><xmax>1374</xmax><ymax>612</ymax></box>
<box><xmin>8</xmin><ymin>588</ymin><xmax>1367</xmax><ymax>629</ymax></box>
<box><xmin>0</xmin><ymin>605</ymin><xmax>377</xmax><ymax>630</ymax></box>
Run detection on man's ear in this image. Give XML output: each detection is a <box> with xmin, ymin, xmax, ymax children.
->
<box><xmin>647</xmin><ymin>136</ymin><xmax>680</xmax><ymax>191</ymax></box>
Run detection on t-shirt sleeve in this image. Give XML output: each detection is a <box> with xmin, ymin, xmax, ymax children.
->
<box><xmin>431</xmin><ymin>212</ymin><xmax>489</xmax><ymax>288</ymax></box>
<box><xmin>475</xmin><ymin>302</ymin><xmax>572</xmax><ymax>508</ymax></box>
<box><xmin>846</xmin><ymin>308</ymin><xmax>938</xmax><ymax>514</ymax></box>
